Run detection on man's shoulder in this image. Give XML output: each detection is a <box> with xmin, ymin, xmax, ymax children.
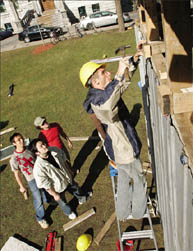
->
<box><xmin>50</xmin><ymin>122</ymin><xmax>60</xmax><ymax>128</ymax></box>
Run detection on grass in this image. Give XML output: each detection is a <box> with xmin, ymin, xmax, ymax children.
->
<box><xmin>0</xmin><ymin>29</ymin><xmax>163</xmax><ymax>250</ymax></box>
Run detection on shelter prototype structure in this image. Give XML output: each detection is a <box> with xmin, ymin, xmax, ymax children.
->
<box><xmin>134</xmin><ymin>1</ymin><xmax>192</xmax><ymax>251</ymax></box>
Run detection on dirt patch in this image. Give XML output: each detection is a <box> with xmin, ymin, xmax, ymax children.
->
<box><xmin>32</xmin><ymin>43</ymin><xmax>54</xmax><ymax>54</ymax></box>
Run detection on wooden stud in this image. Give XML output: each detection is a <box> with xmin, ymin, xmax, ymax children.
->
<box><xmin>94</xmin><ymin>212</ymin><xmax>116</xmax><ymax>245</ymax></box>
<box><xmin>143</xmin><ymin>44</ymin><xmax>151</xmax><ymax>58</ymax></box>
<box><xmin>152</xmin><ymin>54</ymin><xmax>167</xmax><ymax>80</ymax></box>
<box><xmin>63</xmin><ymin>208</ymin><xmax>95</xmax><ymax>232</ymax></box>
<box><xmin>157</xmin><ymin>85</ymin><xmax>172</xmax><ymax>115</ymax></box>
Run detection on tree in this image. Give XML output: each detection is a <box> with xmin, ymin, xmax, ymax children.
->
<box><xmin>115</xmin><ymin>0</ymin><xmax>125</xmax><ymax>32</ymax></box>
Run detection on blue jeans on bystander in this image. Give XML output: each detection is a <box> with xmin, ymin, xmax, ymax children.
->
<box><xmin>28</xmin><ymin>179</ymin><xmax>49</xmax><ymax>222</ymax></box>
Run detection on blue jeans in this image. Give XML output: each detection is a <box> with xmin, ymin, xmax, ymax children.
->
<box><xmin>28</xmin><ymin>179</ymin><xmax>49</xmax><ymax>222</ymax></box>
<box><xmin>57</xmin><ymin>181</ymin><xmax>86</xmax><ymax>215</ymax></box>
<box><xmin>116</xmin><ymin>159</ymin><xmax>147</xmax><ymax>220</ymax></box>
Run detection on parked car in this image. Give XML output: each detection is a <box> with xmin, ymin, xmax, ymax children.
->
<box><xmin>80</xmin><ymin>11</ymin><xmax>130</xmax><ymax>30</ymax></box>
<box><xmin>18</xmin><ymin>25</ymin><xmax>63</xmax><ymax>43</ymax></box>
<box><xmin>0</xmin><ymin>28</ymin><xmax>13</xmax><ymax>40</ymax></box>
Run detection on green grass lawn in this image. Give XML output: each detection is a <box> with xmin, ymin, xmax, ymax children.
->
<box><xmin>0</xmin><ymin>29</ymin><xmax>163</xmax><ymax>250</ymax></box>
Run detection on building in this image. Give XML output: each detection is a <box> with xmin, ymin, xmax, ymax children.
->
<box><xmin>0</xmin><ymin>0</ymin><xmax>118</xmax><ymax>33</ymax></box>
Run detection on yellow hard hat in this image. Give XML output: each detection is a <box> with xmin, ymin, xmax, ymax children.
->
<box><xmin>79</xmin><ymin>61</ymin><xmax>104</xmax><ymax>87</ymax></box>
<box><xmin>76</xmin><ymin>234</ymin><xmax>92</xmax><ymax>251</ymax></box>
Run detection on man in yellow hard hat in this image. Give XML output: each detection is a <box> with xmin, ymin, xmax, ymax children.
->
<box><xmin>79</xmin><ymin>45</ymin><xmax>147</xmax><ymax>220</ymax></box>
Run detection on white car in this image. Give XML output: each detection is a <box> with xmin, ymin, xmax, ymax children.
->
<box><xmin>80</xmin><ymin>11</ymin><xmax>130</xmax><ymax>30</ymax></box>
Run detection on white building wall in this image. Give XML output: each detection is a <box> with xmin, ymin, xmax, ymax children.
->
<box><xmin>0</xmin><ymin>0</ymin><xmax>33</xmax><ymax>33</ymax></box>
<box><xmin>64</xmin><ymin>0</ymin><xmax>116</xmax><ymax>19</ymax></box>
<box><xmin>0</xmin><ymin>0</ymin><xmax>117</xmax><ymax>33</ymax></box>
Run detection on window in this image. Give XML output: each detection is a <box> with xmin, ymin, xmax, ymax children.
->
<box><xmin>90</xmin><ymin>13</ymin><xmax>101</xmax><ymax>19</ymax></box>
<box><xmin>78</xmin><ymin>6</ymin><xmax>87</xmax><ymax>18</ymax></box>
<box><xmin>4</xmin><ymin>23</ymin><xmax>14</xmax><ymax>32</ymax></box>
<box><xmin>0</xmin><ymin>0</ymin><xmax>6</xmax><ymax>13</ymax></box>
<box><xmin>92</xmin><ymin>3</ymin><xmax>100</xmax><ymax>13</ymax></box>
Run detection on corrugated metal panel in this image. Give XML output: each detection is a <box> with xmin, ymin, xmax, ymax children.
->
<box><xmin>135</xmin><ymin>27</ymin><xmax>193</xmax><ymax>251</ymax></box>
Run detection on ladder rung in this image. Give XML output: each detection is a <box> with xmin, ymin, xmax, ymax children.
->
<box><xmin>122</xmin><ymin>230</ymin><xmax>153</xmax><ymax>240</ymax></box>
<box><xmin>126</xmin><ymin>213</ymin><xmax>149</xmax><ymax>220</ymax></box>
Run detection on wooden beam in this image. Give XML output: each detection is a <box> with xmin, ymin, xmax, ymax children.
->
<box><xmin>0</xmin><ymin>127</ymin><xmax>15</xmax><ymax>136</ymax></box>
<box><xmin>63</xmin><ymin>208</ymin><xmax>95</xmax><ymax>232</ymax></box>
<box><xmin>161</xmin><ymin>1</ymin><xmax>192</xmax><ymax>92</ymax></box>
<box><xmin>149</xmin><ymin>41</ymin><xmax>165</xmax><ymax>55</ymax></box>
<box><xmin>157</xmin><ymin>84</ymin><xmax>172</xmax><ymax>115</ymax></box>
<box><xmin>173</xmin><ymin>92</ymin><xmax>193</xmax><ymax>114</ymax></box>
<box><xmin>94</xmin><ymin>212</ymin><xmax>116</xmax><ymax>245</ymax></box>
<box><xmin>143</xmin><ymin>0</ymin><xmax>161</xmax><ymax>42</ymax></box>
<box><xmin>143</xmin><ymin>44</ymin><xmax>151</xmax><ymax>58</ymax></box>
<box><xmin>152</xmin><ymin>54</ymin><xmax>167</xmax><ymax>80</ymax></box>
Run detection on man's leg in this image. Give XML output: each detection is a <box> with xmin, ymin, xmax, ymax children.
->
<box><xmin>67</xmin><ymin>181</ymin><xmax>87</xmax><ymax>204</ymax></box>
<box><xmin>27</xmin><ymin>179</ymin><xmax>45</xmax><ymax>222</ymax></box>
<box><xmin>129</xmin><ymin>159</ymin><xmax>147</xmax><ymax>219</ymax></box>
<box><xmin>116</xmin><ymin>164</ymin><xmax>132</xmax><ymax>220</ymax></box>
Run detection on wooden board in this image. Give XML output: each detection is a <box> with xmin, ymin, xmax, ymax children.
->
<box><xmin>152</xmin><ymin>54</ymin><xmax>167</xmax><ymax>81</ymax></box>
<box><xmin>54</xmin><ymin>237</ymin><xmax>62</xmax><ymax>251</ymax></box>
<box><xmin>0</xmin><ymin>127</ymin><xmax>15</xmax><ymax>136</ymax></box>
<box><xmin>94</xmin><ymin>212</ymin><xmax>116</xmax><ymax>245</ymax></box>
<box><xmin>63</xmin><ymin>208</ymin><xmax>95</xmax><ymax>232</ymax></box>
<box><xmin>69</xmin><ymin>136</ymin><xmax>99</xmax><ymax>142</ymax></box>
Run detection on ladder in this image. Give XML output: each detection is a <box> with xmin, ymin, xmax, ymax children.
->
<box><xmin>109</xmin><ymin>165</ymin><xmax>159</xmax><ymax>251</ymax></box>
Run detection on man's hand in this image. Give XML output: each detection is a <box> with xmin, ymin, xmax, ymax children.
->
<box><xmin>116</xmin><ymin>57</ymin><xmax>130</xmax><ymax>77</ymax></box>
<box><xmin>47</xmin><ymin>187</ymin><xmax>61</xmax><ymax>201</ymax></box>
<box><xmin>19</xmin><ymin>187</ymin><xmax>27</xmax><ymax>193</ymax></box>
<box><xmin>53</xmin><ymin>193</ymin><xmax>60</xmax><ymax>202</ymax></box>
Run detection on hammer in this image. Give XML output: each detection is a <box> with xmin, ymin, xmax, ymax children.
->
<box><xmin>115</xmin><ymin>44</ymin><xmax>131</xmax><ymax>81</ymax></box>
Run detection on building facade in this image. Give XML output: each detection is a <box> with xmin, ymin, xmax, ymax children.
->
<box><xmin>0</xmin><ymin>0</ymin><xmax>117</xmax><ymax>33</ymax></box>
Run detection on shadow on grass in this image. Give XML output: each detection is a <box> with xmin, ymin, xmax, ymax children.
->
<box><xmin>69</xmin><ymin>147</ymin><xmax>109</xmax><ymax>212</ymax></box>
<box><xmin>0</xmin><ymin>164</ymin><xmax>7</xmax><ymax>173</ymax></box>
<box><xmin>0</xmin><ymin>120</ymin><xmax>9</xmax><ymax>130</ymax></box>
<box><xmin>13</xmin><ymin>233</ymin><xmax>43</xmax><ymax>250</ymax></box>
<box><xmin>45</xmin><ymin>204</ymin><xmax>58</xmax><ymax>226</ymax></box>
<box><xmin>72</xmin><ymin>129</ymin><xmax>100</xmax><ymax>173</ymax></box>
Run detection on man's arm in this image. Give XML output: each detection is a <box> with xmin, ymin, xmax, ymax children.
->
<box><xmin>90</xmin><ymin>113</ymin><xmax>106</xmax><ymax>140</ymax></box>
<box><xmin>14</xmin><ymin>170</ymin><xmax>27</xmax><ymax>193</ymax></box>
<box><xmin>58</xmin><ymin>124</ymin><xmax>73</xmax><ymax>149</ymax></box>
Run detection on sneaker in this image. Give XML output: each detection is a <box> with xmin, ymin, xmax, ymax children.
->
<box><xmin>38</xmin><ymin>219</ymin><xmax>49</xmax><ymax>229</ymax></box>
<box><xmin>79</xmin><ymin>192</ymin><xmax>93</xmax><ymax>205</ymax></box>
<box><xmin>78</xmin><ymin>197</ymin><xmax>87</xmax><ymax>205</ymax></box>
<box><xmin>68</xmin><ymin>212</ymin><xmax>77</xmax><ymax>220</ymax></box>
